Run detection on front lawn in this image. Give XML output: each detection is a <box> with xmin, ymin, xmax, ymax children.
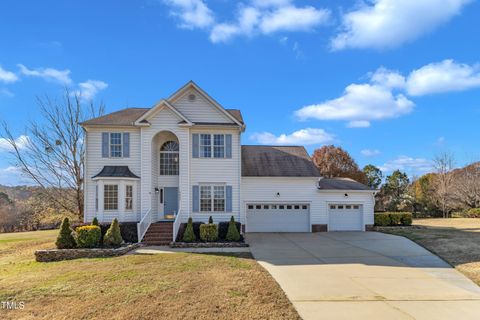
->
<box><xmin>0</xmin><ymin>230</ymin><xmax>299</xmax><ymax>319</ymax></box>
<box><xmin>379</xmin><ymin>218</ymin><xmax>480</xmax><ymax>286</ymax></box>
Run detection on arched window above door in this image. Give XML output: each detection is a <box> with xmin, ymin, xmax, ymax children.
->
<box><xmin>160</xmin><ymin>141</ymin><xmax>179</xmax><ymax>175</ymax></box>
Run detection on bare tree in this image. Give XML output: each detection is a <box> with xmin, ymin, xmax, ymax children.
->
<box><xmin>451</xmin><ymin>162</ymin><xmax>480</xmax><ymax>209</ymax></box>
<box><xmin>432</xmin><ymin>152</ymin><xmax>455</xmax><ymax>218</ymax></box>
<box><xmin>1</xmin><ymin>90</ymin><xmax>103</xmax><ymax>218</ymax></box>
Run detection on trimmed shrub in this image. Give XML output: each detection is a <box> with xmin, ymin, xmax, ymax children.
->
<box><xmin>226</xmin><ymin>216</ymin><xmax>241</xmax><ymax>242</ymax></box>
<box><xmin>400</xmin><ymin>213</ymin><xmax>413</xmax><ymax>226</ymax></box>
<box><xmin>183</xmin><ymin>217</ymin><xmax>196</xmax><ymax>242</ymax></box>
<box><xmin>374</xmin><ymin>212</ymin><xmax>413</xmax><ymax>226</ymax></box>
<box><xmin>208</xmin><ymin>216</ymin><xmax>213</xmax><ymax>224</ymax></box>
<box><xmin>56</xmin><ymin>217</ymin><xmax>76</xmax><ymax>249</ymax></box>
<box><xmin>75</xmin><ymin>225</ymin><xmax>101</xmax><ymax>248</ymax></box>
<box><xmin>200</xmin><ymin>223</ymin><xmax>218</xmax><ymax>242</ymax></box>
<box><xmin>91</xmin><ymin>217</ymin><xmax>99</xmax><ymax>226</ymax></box>
<box><xmin>374</xmin><ymin>213</ymin><xmax>391</xmax><ymax>226</ymax></box>
<box><xmin>103</xmin><ymin>218</ymin><xmax>123</xmax><ymax>247</ymax></box>
<box><xmin>98</xmin><ymin>222</ymin><xmax>138</xmax><ymax>243</ymax></box>
<box><xmin>389</xmin><ymin>213</ymin><xmax>402</xmax><ymax>225</ymax></box>
<box><xmin>218</xmin><ymin>221</ymin><xmax>242</xmax><ymax>240</ymax></box>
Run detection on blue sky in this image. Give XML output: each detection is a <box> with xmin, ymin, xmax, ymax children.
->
<box><xmin>1</xmin><ymin>0</ymin><xmax>480</xmax><ymax>185</ymax></box>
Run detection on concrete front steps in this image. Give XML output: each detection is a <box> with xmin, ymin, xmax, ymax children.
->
<box><xmin>142</xmin><ymin>221</ymin><xmax>174</xmax><ymax>246</ymax></box>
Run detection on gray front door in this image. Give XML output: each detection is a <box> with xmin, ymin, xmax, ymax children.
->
<box><xmin>164</xmin><ymin>187</ymin><xmax>178</xmax><ymax>216</ymax></box>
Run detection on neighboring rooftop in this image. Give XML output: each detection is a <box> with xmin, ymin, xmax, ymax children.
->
<box><xmin>81</xmin><ymin>107</ymin><xmax>244</xmax><ymax>126</ymax></box>
<box><xmin>318</xmin><ymin>177</ymin><xmax>373</xmax><ymax>191</ymax></box>
<box><xmin>92</xmin><ymin>166</ymin><xmax>140</xmax><ymax>179</ymax></box>
<box><xmin>242</xmin><ymin>145</ymin><xmax>320</xmax><ymax>177</ymax></box>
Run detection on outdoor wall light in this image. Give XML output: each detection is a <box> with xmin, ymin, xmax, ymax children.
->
<box><xmin>276</xmin><ymin>192</ymin><xmax>281</xmax><ymax>197</ymax></box>
<box><xmin>344</xmin><ymin>193</ymin><xmax>349</xmax><ymax>197</ymax></box>
<box><xmin>154</xmin><ymin>187</ymin><xmax>160</xmax><ymax>194</ymax></box>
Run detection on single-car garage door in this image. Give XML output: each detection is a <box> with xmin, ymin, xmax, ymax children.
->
<box><xmin>328</xmin><ymin>204</ymin><xmax>363</xmax><ymax>231</ymax></box>
<box><xmin>246</xmin><ymin>203</ymin><xmax>310</xmax><ymax>232</ymax></box>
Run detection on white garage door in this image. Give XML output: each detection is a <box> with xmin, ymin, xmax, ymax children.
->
<box><xmin>246</xmin><ymin>203</ymin><xmax>310</xmax><ymax>232</ymax></box>
<box><xmin>328</xmin><ymin>204</ymin><xmax>363</xmax><ymax>231</ymax></box>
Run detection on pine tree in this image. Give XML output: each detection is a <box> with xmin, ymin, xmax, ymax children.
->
<box><xmin>103</xmin><ymin>218</ymin><xmax>123</xmax><ymax>247</ymax></box>
<box><xmin>56</xmin><ymin>217</ymin><xmax>76</xmax><ymax>249</ymax></box>
<box><xmin>183</xmin><ymin>217</ymin><xmax>196</xmax><ymax>242</ymax></box>
<box><xmin>226</xmin><ymin>216</ymin><xmax>240</xmax><ymax>242</ymax></box>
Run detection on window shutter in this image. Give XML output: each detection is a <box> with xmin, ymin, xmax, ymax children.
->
<box><xmin>192</xmin><ymin>134</ymin><xmax>199</xmax><ymax>158</ymax></box>
<box><xmin>226</xmin><ymin>186</ymin><xmax>232</xmax><ymax>212</ymax></box>
<box><xmin>102</xmin><ymin>133</ymin><xmax>109</xmax><ymax>158</ymax></box>
<box><xmin>192</xmin><ymin>186</ymin><xmax>199</xmax><ymax>212</ymax></box>
<box><xmin>123</xmin><ymin>132</ymin><xmax>130</xmax><ymax>157</ymax></box>
<box><xmin>225</xmin><ymin>134</ymin><xmax>232</xmax><ymax>158</ymax></box>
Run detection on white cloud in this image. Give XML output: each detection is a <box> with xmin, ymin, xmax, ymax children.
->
<box><xmin>0</xmin><ymin>88</ymin><xmax>14</xmax><ymax>98</ymax></box>
<box><xmin>380</xmin><ymin>156</ymin><xmax>433</xmax><ymax>175</ymax></box>
<box><xmin>361</xmin><ymin>149</ymin><xmax>381</xmax><ymax>157</ymax></box>
<box><xmin>259</xmin><ymin>6</ymin><xmax>330</xmax><ymax>34</ymax></box>
<box><xmin>406</xmin><ymin>59</ymin><xmax>480</xmax><ymax>96</ymax></box>
<box><xmin>210</xmin><ymin>6</ymin><xmax>260</xmax><ymax>43</ymax></box>
<box><xmin>0</xmin><ymin>66</ymin><xmax>19</xmax><ymax>83</ymax></box>
<box><xmin>252</xmin><ymin>0</ymin><xmax>291</xmax><ymax>8</ymax></box>
<box><xmin>0</xmin><ymin>166</ymin><xmax>33</xmax><ymax>186</ymax></box>
<box><xmin>74</xmin><ymin>80</ymin><xmax>108</xmax><ymax>101</ymax></box>
<box><xmin>17</xmin><ymin>64</ymin><xmax>72</xmax><ymax>85</ymax></box>
<box><xmin>250</xmin><ymin>128</ymin><xmax>334</xmax><ymax>145</ymax></box>
<box><xmin>164</xmin><ymin>0</ymin><xmax>214</xmax><ymax>29</ymax></box>
<box><xmin>370</xmin><ymin>67</ymin><xmax>405</xmax><ymax>89</ymax></box>
<box><xmin>0</xmin><ymin>135</ymin><xmax>30</xmax><ymax>152</ymax></box>
<box><xmin>295</xmin><ymin>83</ymin><xmax>414</xmax><ymax>126</ymax></box>
<box><xmin>332</xmin><ymin>0</ymin><xmax>471</xmax><ymax>50</ymax></box>
<box><xmin>347</xmin><ymin>120</ymin><xmax>371</xmax><ymax>128</ymax></box>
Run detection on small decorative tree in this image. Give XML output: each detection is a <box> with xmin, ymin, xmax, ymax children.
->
<box><xmin>226</xmin><ymin>216</ymin><xmax>240</xmax><ymax>242</ymax></box>
<box><xmin>183</xmin><ymin>217</ymin><xmax>196</xmax><ymax>242</ymax></box>
<box><xmin>56</xmin><ymin>217</ymin><xmax>76</xmax><ymax>249</ymax></box>
<box><xmin>103</xmin><ymin>218</ymin><xmax>123</xmax><ymax>247</ymax></box>
<box><xmin>208</xmin><ymin>216</ymin><xmax>213</xmax><ymax>224</ymax></box>
<box><xmin>91</xmin><ymin>217</ymin><xmax>99</xmax><ymax>226</ymax></box>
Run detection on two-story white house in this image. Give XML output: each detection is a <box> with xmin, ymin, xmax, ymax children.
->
<box><xmin>81</xmin><ymin>81</ymin><xmax>376</xmax><ymax>244</ymax></box>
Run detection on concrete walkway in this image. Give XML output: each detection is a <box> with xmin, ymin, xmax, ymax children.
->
<box><xmin>247</xmin><ymin>232</ymin><xmax>480</xmax><ymax>320</ymax></box>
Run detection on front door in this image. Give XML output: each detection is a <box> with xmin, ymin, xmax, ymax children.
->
<box><xmin>164</xmin><ymin>187</ymin><xmax>178</xmax><ymax>218</ymax></box>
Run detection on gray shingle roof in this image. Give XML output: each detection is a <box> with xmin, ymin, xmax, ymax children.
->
<box><xmin>318</xmin><ymin>178</ymin><xmax>372</xmax><ymax>191</ymax></box>
<box><xmin>242</xmin><ymin>146</ymin><xmax>320</xmax><ymax>177</ymax></box>
<box><xmin>92</xmin><ymin>166</ymin><xmax>140</xmax><ymax>179</ymax></box>
<box><xmin>81</xmin><ymin>107</ymin><xmax>244</xmax><ymax>126</ymax></box>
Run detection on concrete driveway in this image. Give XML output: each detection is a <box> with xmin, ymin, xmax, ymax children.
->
<box><xmin>247</xmin><ymin>232</ymin><xmax>480</xmax><ymax>320</ymax></box>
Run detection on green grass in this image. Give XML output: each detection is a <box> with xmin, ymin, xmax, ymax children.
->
<box><xmin>0</xmin><ymin>229</ymin><xmax>299</xmax><ymax>320</ymax></box>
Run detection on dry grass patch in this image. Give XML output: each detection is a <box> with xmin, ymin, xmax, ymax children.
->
<box><xmin>380</xmin><ymin>218</ymin><xmax>480</xmax><ymax>286</ymax></box>
<box><xmin>0</xmin><ymin>230</ymin><xmax>299</xmax><ymax>320</ymax></box>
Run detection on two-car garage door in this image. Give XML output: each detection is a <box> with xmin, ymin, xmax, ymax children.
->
<box><xmin>246</xmin><ymin>203</ymin><xmax>310</xmax><ymax>232</ymax></box>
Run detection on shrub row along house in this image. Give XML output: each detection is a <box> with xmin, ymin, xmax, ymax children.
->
<box><xmin>81</xmin><ymin>81</ymin><xmax>376</xmax><ymax>244</ymax></box>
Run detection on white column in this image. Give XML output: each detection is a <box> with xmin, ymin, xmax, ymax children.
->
<box><xmin>98</xmin><ymin>180</ymin><xmax>105</xmax><ymax>223</ymax></box>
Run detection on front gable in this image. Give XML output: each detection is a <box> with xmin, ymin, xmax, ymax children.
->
<box><xmin>168</xmin><ymin>81</ymin><xmax>243</xmax><ymax>126</ymax></box>
<box><xmin>134</xmin><ymin>100</ymin><xmax>192</xmax><ymax>127</ymax></box>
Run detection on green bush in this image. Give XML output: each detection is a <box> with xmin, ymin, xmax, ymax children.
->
<box><xmin>208</xmin><ymin>216</ymin><xmax>213</xmax><ymax>224</ymax></box>
<box><xmin>56</xmin><ymin>217</ymin><xmax>76</xmax><ymax>249</ymax></box>
<box><xmin>400</xmin><ymin>213</ymin><xmax>413</xmax><ymax>226</ymax></box>
<box><xmin>374</xmin><ymin>213</ymin><xmax>391</xmax><ymax>226</ymax></box>
<box><xmin>374</xmin><ymin>212</ymin><xmax>413</xmax><ymax>226</ymax></box>
<box><xmin>226</xmin><ymin>216</ymin><xmax>241</xmax><ymax>242</ymax></box>
<box><xmin>75</xmin><ymin>225</ymin><xmax>101</xmax><ymax>248</ymax></box>
<box><xmin>200</xmin><ymin>223</ymin><xmax>218</xmax><ymax>242</ymax></box>
<box><xmin>467</xmin><ymin>208</ymin><xmax>480</xmax><ymax>218</ymax></box>
<box><xmin>183</xmin><ymin>217</ymin><xmax>196</xmax><ymax>242</ymax></box>
<box><xmin>103</xmin><ymin>218</ymin><xmax>123</xmax><ymax>247</ymax></box>
<box><xmin>91</xmin><ymin>217</ymin><xmax>99</xmax><ymax>226</ymax></box>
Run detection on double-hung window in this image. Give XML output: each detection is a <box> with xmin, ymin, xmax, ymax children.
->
<box><xmin>110</xmin><ymin>133</ymin><xmax>122</xmax><ymax>158</ymax></box>
<box><xmin>200</xmin><ymin>185</ymin><xmax>225</xmax><ymax>212</ymax></box>
<box><xmin>199</xmin><ymin>134</ymin><xmax>225</xmax><ymax>158</ymax></box>
<box><xmin>104</xmin><ymin>184</ymin><xmax>118</xmax><ymax>211</ymax></box>
<box><xmin>199</xmin><ymin>134</ymin><xmax>211</xmax><ymax>158</ymax></box>
<box><xmin>125</xmin><ymin>185</ymin><xmax>133</xmax><ymax>211</ymax></box>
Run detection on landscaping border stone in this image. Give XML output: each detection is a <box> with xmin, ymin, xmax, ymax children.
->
<box><xmin>170</xmin><ymin>241</ymin><xmax>249</xmax><ymax>248</ymax></box>
<box><xmin>373</xmin><ymin>225</ymin><xmax>426</xmax><ymax>231</ymax></box>
<box><xmin>35</xmin><ymin>243</ymin><xmax>140</xmax><ymax>262</ymax></box>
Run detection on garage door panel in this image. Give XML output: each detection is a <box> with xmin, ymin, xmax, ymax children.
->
<box><xmin>246</xmin><ymin>204</ymin><xmax>310</xmax><ymax>232</ymax></box>
<box><xmin>329</xmin><ymin>204</ymin><xmax>363</xmax><ymax>231</ymax></box>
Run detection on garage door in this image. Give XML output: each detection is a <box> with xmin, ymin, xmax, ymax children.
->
<box><xmin>246</xmin><ymin>203</ymin><xmax>310</xmax><ymax>232</ymax></box>
<box><xmin>328</xmin><ymin>204</ymin><xmax>363</xmax><ymax>231</ymax></box>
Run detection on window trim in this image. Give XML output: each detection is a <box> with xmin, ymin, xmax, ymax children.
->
<box><xmin>125</xmin><ymin>185</ymin><xmax>133</xmax><ymax>211</ymax></box>
<box><xmin>199</xmin><ymin>184</ymin><xmax>226</xmax><ymax>213</ymax></box>
<box><xmin>109</xmin><ymin>132</ymin><xmax>123</xmax><ymax>158</ymax></box>
<box><xmin>104</xmin><ymin>184</ymin><xmax>119</xmax><ymax>211</ymax></box>
<box><xmin>198</xmin><ymin>133</ymin><xmax>227</xmax><ymax>159</ymax></box>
